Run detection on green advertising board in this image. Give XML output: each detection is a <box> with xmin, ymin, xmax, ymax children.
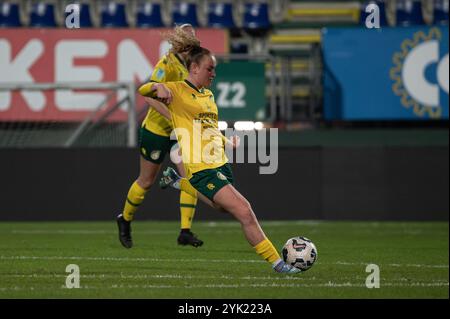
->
<box><xmin>211</xmin><ymin>61</ymin><xmax>266</xmax><ymax>121</ymax></box>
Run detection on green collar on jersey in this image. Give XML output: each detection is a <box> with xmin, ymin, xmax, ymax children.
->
<box><xmin>174</xmin><ymin>53</ymin><xmax>187</xmax><ymax>69</ymax></box>
<box><xmin>184</xmin><ymin>80</ymin><xmax>205</xmax><ymax>94</ymax></box>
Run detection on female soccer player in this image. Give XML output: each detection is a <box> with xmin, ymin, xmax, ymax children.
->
<box><xmin>116</xmin><ymin>24</ymin><xmax>203</xmax><ymax>249</ymax></box>
<box><xmin>138</xmin><ymin>46</ymin><xmax>299</xmax><ymax>273</ymax></box>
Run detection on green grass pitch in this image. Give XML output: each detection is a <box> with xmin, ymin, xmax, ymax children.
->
<box><xmin>0</xmin><ymin>220</ymin><xmax>448</xmax><ymax>299</ymax></box>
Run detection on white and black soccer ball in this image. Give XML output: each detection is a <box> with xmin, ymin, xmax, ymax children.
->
<box><xmin>282</xmin><ymin>236</ymin><xmax>318</xmax><ymax>271</ymax></box>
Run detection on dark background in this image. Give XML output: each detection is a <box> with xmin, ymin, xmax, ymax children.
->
<box><xmin>1</xmin><ymin>146</ymin><xmax>447</xmax><ymax>221</ymax></box>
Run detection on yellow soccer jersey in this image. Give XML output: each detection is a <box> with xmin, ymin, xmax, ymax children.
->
<box><xmin>142</xmin><ymin>52</ymin><xmax>189</xmax><ymax>136</ymax></box>
<box><xmin>164</xmin><ymin>80</ymin><xmax>228</xmax><ymax>179</ymax></box>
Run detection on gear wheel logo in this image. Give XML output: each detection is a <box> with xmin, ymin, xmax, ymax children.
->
<box><xmin>390</xmin><ymin>28</ymin><xmax>449</xmax><ymax>118</ymax></box>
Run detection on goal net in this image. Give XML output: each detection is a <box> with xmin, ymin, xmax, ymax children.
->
<box><xmin>0</xmin><ymin>82</ymin><xmax>138</xmax><ymax>148</ymax></box>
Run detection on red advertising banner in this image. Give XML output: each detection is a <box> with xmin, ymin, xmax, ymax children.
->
<box><xmin>0</xmin><ymin>28</ymin><xmax>228</xmax><ymax>121</ymax></box>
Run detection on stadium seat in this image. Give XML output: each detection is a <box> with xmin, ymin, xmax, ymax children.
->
<box><xmin>171</xmin><ymin>1</ymin><xmax>199</xmax><ymax>27</ymax></box>
<box><xmin>359</xmin><ymin>0</ymin><xmax>388</xmax><ymax>27</ymax></box>
<box><xmin>100</xmin><ymin>1</ymin><xmax>128</xmax><ymax>27</ymax></box>
<box><xmin>136</xmin><ymin>1</ymin><xmax>164</xmax><ymax>27</ymax></box>
<box><xmin>0</xmin><ymin>2</ymin><xmax>21</xmax><ymax>27</ymax></box>
<box><xmin>29</xmin><ymin>2</ymin><xmax>57</xmax><ymax>27</ymax></box>
<box><xmin>395</xmin><ymin>0</ymin><xmax>425</xmax><ymax>26</ymax></box>
<box><xmin>207</xmin><ymin>2</ymin><xmax>236</xmax><ymax>28</ymax></box>
<box><xmin>433</xmin><ymin>0</ymin><xmax>449</xmax><ymax>25</ymax></box>
<box><xmin>242</xmin><ymin>2</ymin><xmax>271</xmax><ymax>36</ymax></box>
<box><xmin>64</xmin><ymin>3</ymin><xmax>94</xmax><ymax>27</ymax></box>
<box><xmin>230</xmin><ymin>41</ymin><xmax>249</xmax><ymax>54</ymax></box>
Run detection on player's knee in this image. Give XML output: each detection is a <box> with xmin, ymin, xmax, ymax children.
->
<box><xmin>137</xmin><ymin>175</ymin><xmax>156</xmax><ymax>189</ymax></box>
<box><xmin>236</xmin><ymin>201</ymin><xmax>255</xmax><ymax>226</ymax></box>
<box><xmin>240</xmin><ymin>211</ymin><xmax>257</xmax><ymax>227</ymax></box>
<box><xmin>243</xmin><ymin>200</ymin><xmax>253</xmax><ymax>214</ymax></box>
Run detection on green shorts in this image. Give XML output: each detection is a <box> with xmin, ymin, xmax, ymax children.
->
<box><xmin>139</xmin><ymin>126</ymin><xmax>177</xmax><ymax>164</ymax></box>
<box><xmin>189</xmin><ymin>163</ymin><xmax>234</xmax><ymax>202</ymax></box>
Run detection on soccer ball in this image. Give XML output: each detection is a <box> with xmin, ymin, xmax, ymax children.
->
<box><xmin>282</xmin><ymin>236</ymin><xmax>318</xmax><ymax>271</ymax></box>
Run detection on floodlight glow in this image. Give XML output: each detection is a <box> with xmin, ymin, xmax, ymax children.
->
<box><xmin>234</xmin><ymin>121</ymin><xmax>255</xmax><ymax>131</ymax></box>
<box><xmin>218</xmin><ymin>121</ymin><xmax>228</xmax><ymax>131</ymax></box>
<box><xmin>254</xmin><ymin>122</ymin><xmax>264</xmax><ymax>130</ymax></box>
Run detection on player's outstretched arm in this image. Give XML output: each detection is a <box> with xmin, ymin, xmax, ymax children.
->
<box><xmin>138</xmin><ymin>82</ymin><xmax>173</xmax><ymax>103</ymax></box>
<box><xmin>138</xmin><ymin>82</ymin><xmax>157</xmax><ymax>97</ymax></box>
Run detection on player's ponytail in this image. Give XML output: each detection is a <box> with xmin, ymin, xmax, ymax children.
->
<box><xmin>163</xmin><ymin>26</ymin><xmax>200</xmax><ymax>55</ymax></box>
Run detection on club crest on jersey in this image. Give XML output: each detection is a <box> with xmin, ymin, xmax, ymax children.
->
<box><xmin>150</xmin><ymin>150</ymin><xmax>161</xmax><ymax>160</ymax></box>
<box><xmin>207</xmin><ymin>183</ymin><xmax>215</xmax><ymax>190</ymax></box>
<box><xmin>217</xmin><ymin>172</ymin><xmax>227</xmax><ymax>181</ymax></box>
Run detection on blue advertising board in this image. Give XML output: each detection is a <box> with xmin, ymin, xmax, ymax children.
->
<box><xmin>322</xmin><ymin>26</ymin><xmax>449</xmax><ymax>120</ymax></box>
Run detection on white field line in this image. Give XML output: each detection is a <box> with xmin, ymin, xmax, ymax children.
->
<box><xmin>3</xmin><ymin>273</ymin><xmax>449</xmax><ymax>284</ymax></box>
<box><xmin>3</xmin><ymin>222</ymin><xmax>311</xmax><ymax>234</ymax></box>
<box><xmin>3</xmin><ymin>273</ymin><xmax>314</xmax><ymax>281</ymax></box>
<box><xmin>0</xmin><ymin>282</ymin><xmax>448</xmax><ymax>292</ymax></box>
<box><xmin>4</xmin><ymin>273</ymin><xmax>309</xmax><ymax>281</ymax></box>
<box><xmin>0</xmin><ymin>255</ymin><xmax>448</xmax><ymax>269</ymax></box>
<box><xmin>3</xmin><ymin>220</ymin><xmax>446</xmax><ymax>228</ymax></box>
<box><xmin>5</xmin><ymin>220</ymin><xmax>448</xmax><ymax>232</ymax></box>
<box><xmin>5</xmin><ymin>220</ymin><xmax>322</xmax><ymax>229</ymax></box>
<box><xmin>7</xmin><ymin>228</ymin><xmax>448</xmax><ymax>235</ymax></box>
<box><xmin>8</xmin><ymin>229</ymin><xmax>241</xmax><ymax>235</ymax></box>
<box><xmin>334</xmin><ymin>261</ymin><xmax>449</xmax><ymax>269</ymax></box>
<box><xmin>0</xmin><ymin>255</ymin><xmax>263</xmax><ymax>263</ymax></box>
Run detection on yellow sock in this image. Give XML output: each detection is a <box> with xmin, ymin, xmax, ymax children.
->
<box><xmin>180</xmin><ymin>191</ymin><xmax>198</xmax><ymax>229</ymax></box>
<box><xmin>123</xmin><ymin>181</ymin><xmax>148</xmax><ymax>221</ymax></box>
<box><xmin>180</xmin><ymin>178</ymin><xmax>198</xmax><ymax>197</ymax></box>
<box><xmin>254</xmin><ymin>238</ymin><xmax>281</xmax><ymax>264</ymax></box>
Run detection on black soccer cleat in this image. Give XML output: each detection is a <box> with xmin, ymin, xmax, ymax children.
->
<box><xmin>116</xmin><ymin>214</ymin><xmax>133</xmax><ymax>249</ymax></box>
<box><xmin>177</xmin><ymin>231</ymin><xmax>204</xmax><ymax>247</ymax></box>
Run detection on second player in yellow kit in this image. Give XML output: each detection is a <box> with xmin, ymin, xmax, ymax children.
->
<box><xmin>141</xmin><ymin>51</ymin><xmax>188</xmax><ymax>137</ymax></box>
<box><xmin>116</xmin><ymin>24</ymin><xmax>204</xmax><ymax>249</ymax></box>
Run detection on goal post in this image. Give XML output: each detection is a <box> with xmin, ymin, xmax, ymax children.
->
<box><xmin>0</xmin><ymin>82</ymin><xmax>137</xmax><ymax>148</ymax></box>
